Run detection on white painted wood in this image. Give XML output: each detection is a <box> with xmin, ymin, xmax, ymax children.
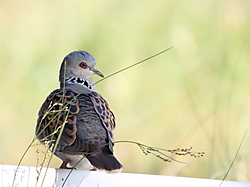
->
<box><xmin>0</xmin><ymin>164</ymin><xmax>249</xmax><ymax>187</ymax></box>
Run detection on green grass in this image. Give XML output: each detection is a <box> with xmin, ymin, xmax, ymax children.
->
<box><xmin>0</xmin><ymin>0</ymin><xmax>250</xmax><ymax>182</ymax></box>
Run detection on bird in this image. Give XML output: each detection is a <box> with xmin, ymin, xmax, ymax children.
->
<box><xmin>36</xmin><ymin>50</ymin><xmax>122</xmax><ymax>172</ymax></box>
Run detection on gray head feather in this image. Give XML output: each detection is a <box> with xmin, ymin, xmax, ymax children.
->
<box><xmin>59</xmin><ymin>50</ymin><xmax>103</xmax><ymax>88</ymax></box>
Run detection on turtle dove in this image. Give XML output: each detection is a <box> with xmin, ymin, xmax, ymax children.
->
<box><xmin>36</xmin><ymin>50</ymin><xmax>122</xmax><ymax>172</ymax></box>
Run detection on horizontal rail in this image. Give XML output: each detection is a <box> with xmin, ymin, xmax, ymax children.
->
<box><xmin>0</xmin><ymin>164</ymin><xmax>249</xmax><ymax>187</ymax></box>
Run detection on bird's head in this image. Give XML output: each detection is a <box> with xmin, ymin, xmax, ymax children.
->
<box><xmin>59</xmin><ymin>50</ymin><xmax>104</xmax><ymax>86</ymax></box>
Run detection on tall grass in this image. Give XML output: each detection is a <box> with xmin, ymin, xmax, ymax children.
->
<box><xmin>0</xmin><ymin>0</ymin><xmax>249</xmax><ymax>182</ymax></box>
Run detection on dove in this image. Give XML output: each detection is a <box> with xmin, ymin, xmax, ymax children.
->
<box><xmin>36</xmin><ymin>50</ymin><xmax>122</xmax><ymax>172</ymax></box>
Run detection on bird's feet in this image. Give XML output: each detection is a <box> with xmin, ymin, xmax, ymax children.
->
<box><xmin>59</xmin><ymin>160</ymin><xmax>76</xmax><ymax>169</ymax></box>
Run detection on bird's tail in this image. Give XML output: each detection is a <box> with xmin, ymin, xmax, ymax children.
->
<box><xmin>86</xmin><ymin>153</ymin><xmax>123</xmax><ymax>172</ymax></box>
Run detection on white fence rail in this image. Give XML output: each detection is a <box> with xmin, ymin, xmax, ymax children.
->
<box><xmin>0</xmin><ymin>164</ymin><xmax>249</xmax><ymax>187</ymax></box>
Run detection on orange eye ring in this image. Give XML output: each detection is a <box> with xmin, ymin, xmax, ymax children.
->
<box><xmin>79</xmin><ymin>62</ymin><xmax>88</xmax><ymax>69</ymax></box>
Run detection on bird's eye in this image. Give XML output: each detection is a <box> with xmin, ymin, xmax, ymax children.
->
<box><xmin>79</xmin><ymin>62</ymin><xmax>88</xmax><ymax>69</ymax></box>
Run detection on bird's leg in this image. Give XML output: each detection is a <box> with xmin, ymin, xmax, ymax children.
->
<box><xmin>59</xmin><ymin>159</ymin><xmax>72</xmax><ymax>169</ymax></box>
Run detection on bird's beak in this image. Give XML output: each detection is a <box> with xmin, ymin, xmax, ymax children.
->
<box><xmin>91</xmin><ymin>68</ymin><xmax>104</xmax><ymax>78</ymax></box>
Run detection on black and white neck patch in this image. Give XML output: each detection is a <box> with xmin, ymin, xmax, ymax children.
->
<box><xmin>65</xmin><ymin>76</ymin><xmax>94</xmax><ymax>90</ymax></box>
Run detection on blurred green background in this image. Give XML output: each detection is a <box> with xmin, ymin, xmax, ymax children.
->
<box><xmin>0</xmin><ymin>0</ymin><xmax>250</xmax><ymax>182</ymax></box>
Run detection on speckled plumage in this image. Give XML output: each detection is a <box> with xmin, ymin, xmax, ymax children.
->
<box><xmin>36</xmin><ymin>50</ymin><xmax>122</xmax><ymax>172</ymax></box>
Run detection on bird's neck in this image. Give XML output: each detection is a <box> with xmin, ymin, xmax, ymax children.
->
<box><xmin>60</xmin><ymin>76</ymin><xmax>94</xmax><ymax>91</ymax></box>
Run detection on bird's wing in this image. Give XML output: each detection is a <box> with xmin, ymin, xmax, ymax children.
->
<box><xmin>36</xmin><ymin>89</ymin><xmax>79</xmax><ymax>150</ymax></box>
<box><xmin>89</xmin><ymin>91</ymin><xmax>116</xmax><ymax>143</ymax></box>
<box><xmin>75</xmin><ymin>91</ymin><xmax>122</xmax><ymax>171</ymax></box>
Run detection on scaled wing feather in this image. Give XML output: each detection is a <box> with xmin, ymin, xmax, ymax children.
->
<box><xmin>36</xmin><ymin>89</ymin><xmax>79</xmax><ymax>150</ymax></box>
